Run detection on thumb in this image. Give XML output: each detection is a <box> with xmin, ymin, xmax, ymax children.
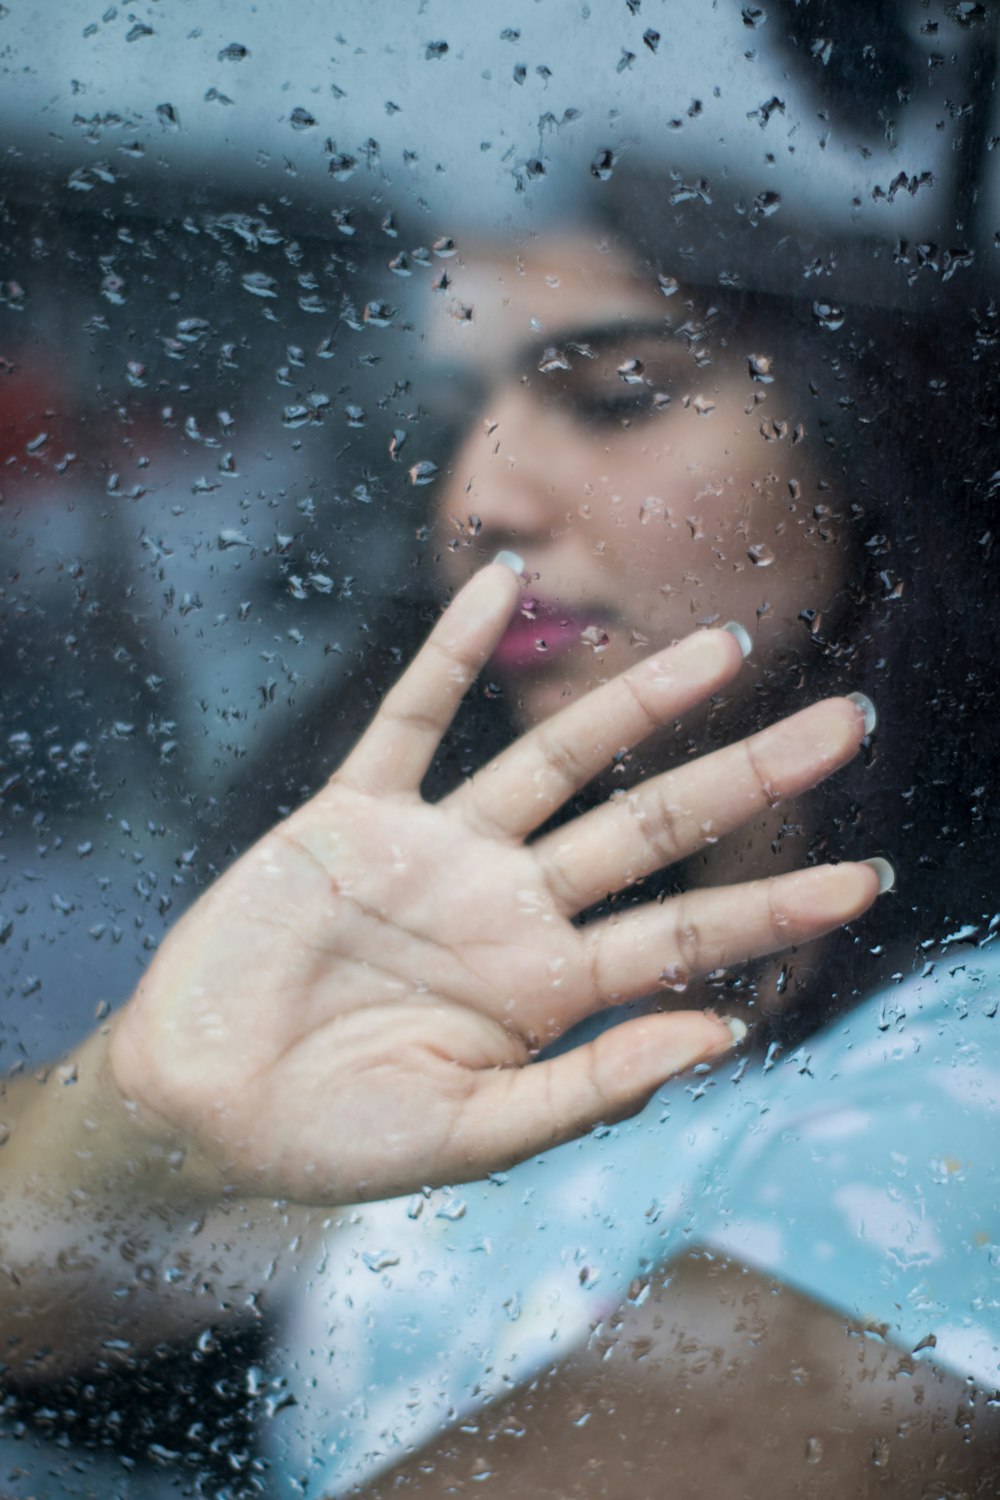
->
<box><xmin>452</xmin><ymin>1012</ymin><xmax>740</xmax><ymax>1173</ymax></box>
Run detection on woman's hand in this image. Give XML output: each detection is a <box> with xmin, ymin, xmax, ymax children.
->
<box><xmin>109</xmin><ymin>558</ymin><xmax>879</xmax><ymax>1205</ymax></box>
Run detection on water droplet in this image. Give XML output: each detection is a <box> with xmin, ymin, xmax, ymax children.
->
<box><xmin>805</xmin><ymin>1436</ymin><xmax>823</xmax><ymax>1465</ymax></box>
<box><xmin>362</xmin><ymin>1249</ymin><xmax>400</xmax><ymax>1271</ymax></box>
<box><xmin>242</xmin><ymin>271</ymin><xmax>278</xmax><ymax>299</ymax></box>
<box><xmin>657</xmin><ymin>274</ymin><xmax>680</xmax><ymax>298</ymax></box>
<box><xmin>579</xmin><ymin>624</ymin><xmax>609</xmax><ymax>653</ymax></box>
<box><xmin>290</xmin><ymin>107</ymin><xmax>316</xmax><ymax>131</ymax></box>
<box><xmin>435</xmin><ymin>1196</ymin><xmax>467</xmax><ymax>1221</ymax></box>
<box><xmin>946</xmin><ymin>2</ymin><xmax>987</xmax><ymax>26</ymax></box>
<box><xmin>538</xmin><ymin>347</ymin><xmax>571</xmax><ymax>373</ymax></box>
<box><xmin>658</xmin><ymin>963</ymin><xmax>689</xmax><ymax>993</ymax></box>
<box><xmin>328</xmin><ymin>152</ymin><xmax>357</xmax><ymax>181</ymax></box>
<box><xmin>747</xmin><ymin>543</ymin><xmax>775</xmax><ymax>566</ymax></box>
<box><xmin>217</xmin><ymin>529</ymin><xmax>251</xmax><ymax>550</ymax></box>
<box><xmin>753</xmin><ymin>190</ymin><xmax>781</xmax><ymax>220</ymax></box>
<box><xmin>156</xmin><ymin>102</ymin><xmax>180</xmax><ymax>132</ymax></box>
<box><xmin>742</xmin><ymin>5</ymin><xmax>767</xmax><ymax>25</ymax></box>
<box><xmin>670</xmin><ymin>178</ymin><xmax>712</xmax><ymax>207</ymax></box>
<box><xmin>747</xmin><ymin>353</ymin><xmax>773</xmax><ymax>382</ymax></box>
<box><xmin>218</xmin><ymin>42</ymin><xmax>249</xmax><ymax>61</ymax></box>
<box><xmin>618</xmin><ymin>358</ymin><xmax>644</xmax><ymax>384</ymax></box>
<box><xmin>627</xmin><ymin>1273</ymin><xmax>652</xmax><ymax>1306</ymax></box>
<box><xmin>408</xmin><ymin>459</ymin><xmax>439</xmax><ymax>486</ymax></box>
<box><xmin>870</xmin><ymin>1437</ymin><xmax>890</xmax><ymax>1468</ymax></box>
<box><xmin>591</xmin><ymin>148</ymin><xmax>616</xmax><ymax>181</ymax></box>
<box><xmin>811</xmin><ymin>300</ymin><xmax>845</xmax><ymax>331</ymax></box>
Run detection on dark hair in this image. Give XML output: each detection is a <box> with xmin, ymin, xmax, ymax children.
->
<box><xmin>593</xmin><ymin>189</ymin><xmax>1000</xmax><ymax>1037</ymax></box>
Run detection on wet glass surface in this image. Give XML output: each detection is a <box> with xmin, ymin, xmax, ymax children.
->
<box><xmin>2</xmin><ymin>4</ymin><xmax>999</xmax><ymax>1496</ymax></box>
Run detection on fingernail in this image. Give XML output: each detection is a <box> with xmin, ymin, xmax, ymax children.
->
<box><xmin>721</xmin><ymin>621</ymin><xmax>752</xmax><ymax>659</ymax></box>
<box><xmin>847</xmin><ymin>691</ymin><xmax>877</xmax><ymax>735</ymax></box>
<box><xmin>721</xmin><ymin>1014</ymin><xmax>748</xmax><ymax>1046</ymax></box>
<box><xmin>492</xmin><ymin>550</ymin><xmax>524</xmax><ymax>575</ymax></box>
<box><xmin>861</xmin><ymin>856</ymin><xmax>895</xmax><ymax>894</ymax></box>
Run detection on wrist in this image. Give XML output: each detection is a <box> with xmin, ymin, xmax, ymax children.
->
<box><xmin>4</xmin><ymin>1020</ymin><xmax>223</xmax><ymax>1211</ymax></box>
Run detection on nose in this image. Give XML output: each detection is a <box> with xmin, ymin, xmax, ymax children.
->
<box><xmin>439</xmin><ymin>381</ymin><xmax>573</xmax><ymax>557</ymax></box>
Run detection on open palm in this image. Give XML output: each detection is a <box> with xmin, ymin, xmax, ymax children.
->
<box><xmin>110</xmin><ymin>560</ymin><xmax>877</xmax><ymax>1205</ymax></box>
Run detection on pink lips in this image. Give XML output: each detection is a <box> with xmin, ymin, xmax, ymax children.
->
<box><xmin>492</xmin><ymin>599</ymin><xmax>612</xmax><ymax>672</ymax></box>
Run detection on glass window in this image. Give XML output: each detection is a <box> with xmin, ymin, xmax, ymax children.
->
<box><xmin>2</xmin><ymin>4</ymin><xmax>998</xmax><ymax>1496</ymax></box>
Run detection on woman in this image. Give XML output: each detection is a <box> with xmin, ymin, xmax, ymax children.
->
<box><xmin>2</xmin><ymin>224</ymin><xmax>997</xmax><ymax>1497</ymax></box>
<box><xmin>267</xmin><ymin>230</ymin><xmax>1000</xmax><ymax>1494</ymax></box>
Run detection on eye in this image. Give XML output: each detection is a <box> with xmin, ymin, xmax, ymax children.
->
<box><xmin>568</xmin><ymin>387</ymin><xmax>656</xmax><ymax>425</ymax></box>
<box><xmin>566</xmin><ymin>364</ymin><xmax>676</xmax><ymax>427</ymax></box>
<box><xmin>535</xmin><ymin>342</ymin><xmax>683</xmax><ymax>428</ymax></box>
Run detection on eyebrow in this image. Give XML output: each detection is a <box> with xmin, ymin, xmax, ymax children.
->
<box><xmin>517</xmin><ymin>317</ymin><xmax>676</xmax><ymax>369</ymax></box>
<box><xmin>420</xmin><ymin>315</ymin><xmax>689</xmax><ymax>398</ymax></box>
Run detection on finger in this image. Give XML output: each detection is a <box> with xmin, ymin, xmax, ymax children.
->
<box><xmin>448</xmin><ymin>1011</ymin><xmax>737</xmax><ymax>1172</ymax></box>
<box><xmin>446</xmin><ymin>627</ymin><xmax>746</xmax><ymax>838</ymax></box>
<box><xmin>579</xmin><ymin>863</ymin><xmax>881</xmax><ymax>1014</ymax></box>
<box><xmin>533</xmin><ymin>696</ymin><xmax>869</xmax><ymax>915</ymax></box>
<box><xmin>338</xmin><ymin>557</ymin><xmax>521</xmax><ymax>795</ymax></box>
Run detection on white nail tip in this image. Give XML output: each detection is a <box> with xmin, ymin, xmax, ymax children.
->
<box><xmin>862</xmin><ymin>856</ymin><xmax>896</xmax><ymax>894</ymax></box>
<box><xmin>847</xmin><ymin>691</ymin><xmax>877</xmax><ymax>735</ymax></box>
<box><xmin>721</xmin><ymin>621</ymin><xmax>753</xmax><ymax>659</ymax></box>
<box><xmin>492</xmin><ymin>550</ymin><xmax>524</xmax><ymax>575</ymax></box>
<box><xmin>722</xmin><ymin>1015</ymin><xmax>748</xmax><ymax>1046</ymax></box>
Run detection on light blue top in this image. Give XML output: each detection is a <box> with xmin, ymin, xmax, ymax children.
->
<box><xmin>273</xmin><ymin>938</ymin><xmax>1000</xmax><ymax>1495</ymax></box>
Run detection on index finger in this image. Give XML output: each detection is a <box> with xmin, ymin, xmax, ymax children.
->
<box><xmin>337</xmin><ymin>555</ymin><xmax>522</xmax><ymax>796</ymax></box>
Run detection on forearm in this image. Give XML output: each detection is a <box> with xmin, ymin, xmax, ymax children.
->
<box><xmin>0</xmin><ymin>1024</ymin><xmax>313</xmax><ymax>1380</ymax></box>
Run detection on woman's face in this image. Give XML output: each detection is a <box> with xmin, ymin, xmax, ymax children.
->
<box><xmin>429</xmin><ymin>238</ymin><xmax>844</xmax><ymax>726</ymax></box>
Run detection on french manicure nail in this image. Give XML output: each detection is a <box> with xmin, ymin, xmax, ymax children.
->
<box><xmin>721</xmin><ymin>1014</ymin><xmax>748</xmax><ymax>1046</ymax></box>
<box><xmin>847</xmin><ymin>691</ymin><xmax>877</xmax><ymax>735</ymax></box>
<box><xmin>492</xmin><ymin>550</ymin><xmax>524</xmax><ymax>575</ymax></box>
<box><xmin>862</xmin><ymin>856</ymin><xmax>895</xmax><ymax>894</ymax></box>
<box><xmin>721</xmin><ymin>621</ymin><xmax>753</xmax><ymax>659</ymax></box>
